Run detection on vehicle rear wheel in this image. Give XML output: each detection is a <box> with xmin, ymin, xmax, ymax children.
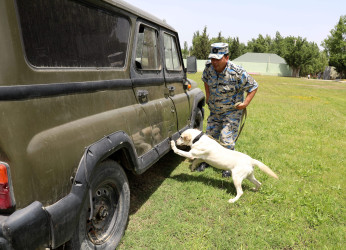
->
<box><xmin>67</xmin><ymin>160</ymin><xmax>130</xmax><ymax>250</ymax></box>
<box><xmin>193</xmin><ymin>108</ymin><xmax>204</xmax><ymax>131</ymax></box>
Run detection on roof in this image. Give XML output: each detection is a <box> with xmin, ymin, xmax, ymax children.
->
<box><xmin>233</xmin><ymin>53</ymin><xmax>287</xmax><ymax>64</ymax></box>
<box><xmin>106</xmin><ymin>0</ymin><xmax>176</xmax><ymax>32</ymax></box>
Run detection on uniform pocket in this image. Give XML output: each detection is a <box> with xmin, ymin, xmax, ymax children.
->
<box><xmin>221</xmin><ymin>85</ymin><xmax>235</xmax><ymax>97</ymax></box>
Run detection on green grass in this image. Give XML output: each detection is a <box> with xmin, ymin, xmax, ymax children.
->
<box><xmin>119</xmin><ymin>75</ymin><xmax>345</xmax><ymax>249</ymax></box>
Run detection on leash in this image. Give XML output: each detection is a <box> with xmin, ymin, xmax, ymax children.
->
<box><xmin>203</xmin><ymin>103</ymin><xmax>247</xmax><ymax>145</ymax></box>
<box><xmin>235</xmin><ymin>108</ymin><xmax>247</xmax><ymax>142</ymax></box>
<box><xmin>234</xmin><ymin>102</ymin><xmax>247</xmax><ymax>143</ymax></box>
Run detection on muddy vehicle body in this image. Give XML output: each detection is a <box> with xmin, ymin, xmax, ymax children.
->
<box><xmin>0</xmin><ymin>0</ymin><xmax>204</xmax><ymax>249</ymax></box>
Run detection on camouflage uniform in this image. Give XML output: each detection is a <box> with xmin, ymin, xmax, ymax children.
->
<box><xmin>202</xmin><ymin>60</ymin><xmax>258</xmax><ymax>149</ymax></box>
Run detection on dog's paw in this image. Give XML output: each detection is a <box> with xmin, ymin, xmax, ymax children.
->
<box><xmin>228</xmin><ymin>197</ymin><xmax>239</xmax><ymax>203</ymax></box>
<box><xmin>170</xmin><ymin>140</ymin><xmax>176</xmax><ymax>149</ymax></box>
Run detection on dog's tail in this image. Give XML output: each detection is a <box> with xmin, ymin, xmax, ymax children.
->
<box><xmin>252</xmin><ymin>160</ymin><xmax>278</xmax><ymax>179</ymax></box>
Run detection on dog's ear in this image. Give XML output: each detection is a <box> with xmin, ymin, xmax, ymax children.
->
<box><xmin>183</xmin><ymin>134</ymin><xmax>192</xmax><ymax>143</ymax></box>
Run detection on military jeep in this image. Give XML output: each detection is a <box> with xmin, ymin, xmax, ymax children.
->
<box><xmin>0</xmin><ymin>0</ymin><xmax>204</xmax><ymax>249</ymax></box>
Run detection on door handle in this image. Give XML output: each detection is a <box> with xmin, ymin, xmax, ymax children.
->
<box><xmin>168</xmin><ymin>86</ymin><xmax>175</xmax><ymax>91</ymax></box>
<box><xmin>137</xmin><ymin>90</ymin><xmax>148</xmax><ymax>103</ymax></box>
<box><xmin>167</xmin><ymin>86</ymin><xmax>175</xmax><ymax>97</ymax></box>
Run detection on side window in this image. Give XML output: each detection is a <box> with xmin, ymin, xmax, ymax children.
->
<box><xmin>164</xmin><ymin>33</ymin><xmax>182</xmax><ymax>71</ymax></box>
<box><xmin>135</xmin><ymin>25</ymin><xmax>161</xmax><ymax>70</ymax></box>
<box><xmin>16</xmin><ymin>0</ymin><xmax>130</xmax><ymax>68</ymax></box>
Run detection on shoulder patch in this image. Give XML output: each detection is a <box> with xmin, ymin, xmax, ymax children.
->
<box><xmin>229</xmin><ymin>62</ymin><xmax>244</xmax><ymax>74</ymax></box>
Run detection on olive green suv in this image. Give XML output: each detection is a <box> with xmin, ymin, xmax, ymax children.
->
<box><xmin>0</xmin><ymin>0</ymin><xmax>204</xmax><ymax>249</ymax></box>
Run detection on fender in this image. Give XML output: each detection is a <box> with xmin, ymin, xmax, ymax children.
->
<box><xmin>0</xmin><ymin>131</ymin><xmax>151</xmax><ymax>249</ymax></box>
<box><xmin>45</xmin><ymin>129</ymin><xmax>183</xmax><ymax>247</ymax></box>
<box><xmin>45</xmin><ymin>131</ymin><xmax>139</xmax><ymax>248</ymax></box>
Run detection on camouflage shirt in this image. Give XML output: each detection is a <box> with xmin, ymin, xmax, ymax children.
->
<box><xmin>202</xmin><ymin>60</ymin><xmax>258</xmax><ymax>114</ymax></box>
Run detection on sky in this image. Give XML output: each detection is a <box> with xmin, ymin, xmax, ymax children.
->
<box><xmin>123</xmin><ymin>0</ymin><xmax>345</xmax><ymax>50</ymax></box>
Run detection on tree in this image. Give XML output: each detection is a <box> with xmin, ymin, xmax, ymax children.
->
<box><xmin>301</xmin><ymin>47</ymin><xmax>328</xmax><ymax>77</ymax></box>
<box><xmin>191</xmin><ymin>26</ymin><xmax>210</xmax><ymax>59</ymax></box>
<box><xmin>181</xmin><ymin>41</ymin><xmax>189</xmax><ymax>59</ymax></box>
<box><xmin>246</xmin><ymin>34</ymin><xmax>272</xmax><ymax>53</ymax></box>
<box><xmin>280</xmin><ymin>36</ymin><xmax>320</xmax><ymax>77</ymax></box>
<box><xmin>227</xmin><ymin>37</ymin><xmax>246</xmax><ymax>60</ymax></box>
<box><xmin>210</xmin><ymin>31</ymin><xmax>226</xmax><ymax>44</ymax></box>
<box><xmin>322</xmin><ymin>15</ymin><xmax>346</xmax><ymax>78</ymax></box>
<box><xmin>272</xmin><ymin>31</ymin><xmax>285</xmax><ymax>55</ymax></box>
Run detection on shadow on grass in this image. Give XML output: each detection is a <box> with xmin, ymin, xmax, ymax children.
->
<box><xmin>126</xmin><ymin>151</ymin><xmax>183</xmax><ymax>215</ymax></box>
<box><xmin>170</xmin><ymin>173</ymin><xmax>238</xmax><ymax>195</ymax></box>
<box><xmin>170</xmin><ymin>164</ymin><xmax>255</xmax><ymax>196</ymax></box>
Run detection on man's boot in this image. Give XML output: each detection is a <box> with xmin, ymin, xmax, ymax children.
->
<box><xmin>222</xmin><ymin>170</ymin><xmax>231</xmax><ymax>177</ymax></box>
<box><xmin>195</xmin><ymin>162</ymin><xmax>209</xmax><ymax>172</ymax></box>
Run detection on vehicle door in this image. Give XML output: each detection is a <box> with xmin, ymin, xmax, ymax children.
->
<box><xmin>130</xmin><ymin>21</ymin><xmax>177</xmax><ymax>158</ymax></box>
<box><xmin>162</xmin><ymin>31</ymin><xmax>191</xmax><ymax>131</ymax></box>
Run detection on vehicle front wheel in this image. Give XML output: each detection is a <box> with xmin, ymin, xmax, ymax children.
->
<box><xmin>193</xmin><ymin>108</ymin><xmax>204</xmax><ymax>131</ymax></box>
<box><xmin>67</xmin><ymin>160</ymin><xmax>130</xmax><ymax>250</ymax></box>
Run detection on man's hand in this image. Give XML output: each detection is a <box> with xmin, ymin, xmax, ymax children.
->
<box><xmin>235</xmin><ymin>102</ymin><xmax>248</xmax><ymax>110</ymax></box>
<box><xmin>236</xmin><ymin>88</ymin><xmax>258</xmax><ymax>110</ymax></box>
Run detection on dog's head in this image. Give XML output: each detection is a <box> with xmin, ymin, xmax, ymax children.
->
<box><xmin>176</xmin><ymin>129</ymin><xmax>201</xmax><ymax>147</ymax></box>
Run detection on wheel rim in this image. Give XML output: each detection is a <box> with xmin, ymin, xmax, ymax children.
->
<box><xmin>86</xmin><ymin>183</ymin><xmax>119</xmax><ymax>244</ymax></box>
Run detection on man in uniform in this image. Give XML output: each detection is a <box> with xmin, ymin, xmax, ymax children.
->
<box><xmin>197</xmin><ymin>43</ymin><xmax>258</xmax><ymax>173</ymax></box>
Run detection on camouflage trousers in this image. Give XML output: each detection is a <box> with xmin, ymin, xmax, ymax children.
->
<box><xmin>206</xmin><ymin>110</ymin><xmax>244</xmax><ymax>150</ymax></box>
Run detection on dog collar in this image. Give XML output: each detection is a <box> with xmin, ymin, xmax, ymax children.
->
<box><xmin>192</xmin><ymin>132</ymin><xmax>204</xmax><ymax>144</ymax></box>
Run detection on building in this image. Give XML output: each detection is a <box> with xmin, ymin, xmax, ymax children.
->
<box><xmin>232</xmin><ymin>53</ymin><xmax>292</xmax><ymax>76</ymax></box>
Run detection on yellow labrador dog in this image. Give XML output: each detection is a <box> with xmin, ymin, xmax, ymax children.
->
<box><xmin>171</xmin><ymin>129</ymin><xmax>278</xmax><ymax>203</ymax></box>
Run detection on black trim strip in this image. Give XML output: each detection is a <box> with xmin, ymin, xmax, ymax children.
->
<box><xmin>164</xmin><ymin>76</ymin><xmax>183</xmax><ymax>83</ymax></box>
<box><xmin>131</xmin><ymin>77</ymin><xmax>164</xmax><ymax>87</ymax></box>
<box><xmin>0</xmin><ymin>79</ymin><xmax>132</xmax><ymax>101</ymax></box>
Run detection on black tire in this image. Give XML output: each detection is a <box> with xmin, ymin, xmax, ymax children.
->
<box><xmin>193</xmin><ymin>108</ymin><xmax>204</xmax><ymax>131</ymax></box>
<box><xmin>67</xmin><ymin>160</ymin><xmax>130</xmax><ymax>250</ymax></box>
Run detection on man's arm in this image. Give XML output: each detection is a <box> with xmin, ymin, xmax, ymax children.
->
<box><xmin>204</xmin><ymin>82</ymin><xmax>210</xmax><ymax>104</ymax></box>
<box><xmin>236</xmin><ymin>88</ymin><xmax>258</xmax><ymax>110</ymax></box>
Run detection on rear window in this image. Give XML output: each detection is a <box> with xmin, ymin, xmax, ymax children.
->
<box><xmin>16</xmin><ymin>0</ymin><xmax>130</xmax><ymax>68</ymax></box>
<box><xmin>164</xmin><ymin>33</ymin><xmax>182</xmax><ymax>71</ymax></box>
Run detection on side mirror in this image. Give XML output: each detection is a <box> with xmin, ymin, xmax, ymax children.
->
<box><xmin>186</xmin><ymin>56</ymin><xmax>197</xmax><ymax>73</ymax></box>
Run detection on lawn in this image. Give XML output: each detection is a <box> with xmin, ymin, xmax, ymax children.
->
<box><xmin>119</xmin><ymin>74</ymin><xmax>345</xmax><ymax>249</ymax></box>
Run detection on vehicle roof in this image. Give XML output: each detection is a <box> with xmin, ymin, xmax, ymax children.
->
<box><xmin>104</xmin><ymin>0</ymin><xmax>176</xmax><ymax>32</ymax></box>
